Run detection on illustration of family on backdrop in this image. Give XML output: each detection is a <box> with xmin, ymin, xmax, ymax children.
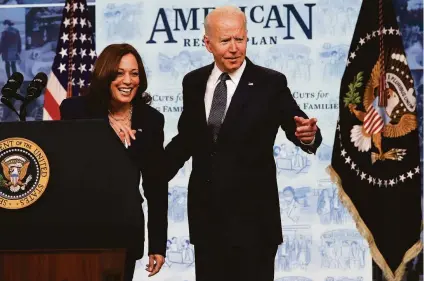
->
<box><xmin>59</xmin><ymin>5</ymin><xmax>321</xmax><ymax>281</ymax></box>
<box><xmin>0</xmin><ymin>1</ymin><xmax>422</xmax><ymax>281</ymax></box>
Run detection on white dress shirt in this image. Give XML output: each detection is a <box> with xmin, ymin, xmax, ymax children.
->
<box><xmin>204</xmin><ymin>60</ymin><xmax>247</xmax><ymax>120</ymax></box>
<box><xmin>203</xmin><ymin>60</ymin><xmax>315</xmax><ymax>146</ymax></box>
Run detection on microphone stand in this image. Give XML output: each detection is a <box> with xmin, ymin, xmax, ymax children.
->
<box><xmin>0</xmin><ymin>92</ymin><xmax>26</xmax><ymax>121</ymax></box>
<box><xmin>19</xmin><ymin>96</ymin><xmax>35</xmax><ymax>122</ymax></box>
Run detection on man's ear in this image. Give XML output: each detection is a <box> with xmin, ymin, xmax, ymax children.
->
<box><xmin>204</xmin><ymin>35</ymin><xmax>212</xmax><ymax>53</ymax></box>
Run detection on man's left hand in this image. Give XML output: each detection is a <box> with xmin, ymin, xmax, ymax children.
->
<box><xmin>294</xmin><ymin>116</ymin><xmax>318</xmax><ymax>144</ymax></box>
<box><xmin>145</xmin><ymin>254</ymin><xmax>165</xmax><ymax>277</ymax></box>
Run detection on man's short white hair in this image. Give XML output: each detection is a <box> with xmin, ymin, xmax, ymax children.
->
<box><xmin>204</xmin><ymin>6</ymin><xmax>247</xmax><ymax>36</ymax></box>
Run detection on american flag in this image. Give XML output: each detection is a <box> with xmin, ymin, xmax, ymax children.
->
<box><xmin>43</xmin><ymin>0</ymin><xmax>96</xmax><ymax>120</ymax></box>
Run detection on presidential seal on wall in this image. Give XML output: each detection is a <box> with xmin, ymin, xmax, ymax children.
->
<box><xmin>0</xmin><ymin>138</ymin><xmax>50</xmax><ymax>209</ymax></box>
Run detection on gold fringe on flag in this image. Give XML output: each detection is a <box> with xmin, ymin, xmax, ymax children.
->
<box><xmin>326</xmin><ymin>165</ymin><xmax>422</xmax><ymax>281</ymax></box>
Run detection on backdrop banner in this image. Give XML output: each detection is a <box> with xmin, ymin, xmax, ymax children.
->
<box><xmin>0</xmin><ymin>0</ymin><xmax>422</xmax><ymax>281</ymax></box>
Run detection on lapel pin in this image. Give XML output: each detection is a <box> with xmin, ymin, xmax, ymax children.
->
<box><xmin>137</xmin><ymin>129</ymin><xmax>143</xmax><ymax>132</ymax></box>
<box><xmin>248</xmin><ymin>82</ymin><xmax>254</xmax><ymax>86</ymax></box>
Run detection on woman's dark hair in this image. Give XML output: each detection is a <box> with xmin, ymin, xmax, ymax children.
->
<box><xmin>3</xmin><ymin>20</ymin><xmax>14</xmax><ymax>26</ymax></box>
<box><xmin>86</xmin><ymin>43</ymin><xmax>151</xmax><ymax>110</ymax></box>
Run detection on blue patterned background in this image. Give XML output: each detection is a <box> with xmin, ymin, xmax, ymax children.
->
<box><xmin>0</xmin><ymin>1</ymin><xmax>422</xmax><ymax>280</ymax></box>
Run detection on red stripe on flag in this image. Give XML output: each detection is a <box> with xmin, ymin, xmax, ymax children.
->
<box><xmin>364</xmin><ymin>108</ymin><xmax>384</xmax><ymax>134</ymax></box>
<box><xmin>44</xmin><ymin>89</ymin><xmax>61</xmax><ymax>120</ymax></box>
<box><xmin>364</xmin><ymin>111</ymin><xmax>376</xmax><ymax>126</ymax></box>
<box><xmin>368</xmin><ymin>111</ymin><xmax>381</xmax><ymax>126</ymax></box>
<box><xmin>369</xmin><ymin>119</ymin><xmax>384</xmax><ymax>134</ymax></box>
<box><xmin>364</xmin><ymin>110</ymin><xmax>379</xmax><ymax>130</ymax></box>
<box><xmin>364</xmin><ymin>105</ymin><xmax>374</xmax><ymax>121</ymax></box>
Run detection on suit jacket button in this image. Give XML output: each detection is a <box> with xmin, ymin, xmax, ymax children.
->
<box><xmin>206</xmin><ymin>179</ymin><xmax>211</xmax><ymax>184</ymax></box>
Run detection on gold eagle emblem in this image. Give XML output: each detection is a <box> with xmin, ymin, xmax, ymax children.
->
<box><xmin>348</xmin><ymin>57</ymin><xmax>417</xmax><ymax>164</ymax></box>
<box><xmin>1</xmin><ymin>155</ymin><xmax>32</xmax><ymax>192</ymax></box>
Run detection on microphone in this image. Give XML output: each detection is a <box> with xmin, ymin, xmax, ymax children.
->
<box><xmin>26</xmin><ymin>72</ymin><xmax>48</xmax><ymax>100</ymax></box>
<box><xmin>19</xmin><ymin>72</ymin><xmax>48</xmax><ymax>121</ymax></box>
<box><xmin>1</xmin><ymin>72</ymin><xmax>24</xmax><ymax>100</ymax></box>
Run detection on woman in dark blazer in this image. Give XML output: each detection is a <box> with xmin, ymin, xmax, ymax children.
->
<box><xmin>60</xmin><ymin>43</ymin><xmax>167</xmax><ymax>280</ymax></box>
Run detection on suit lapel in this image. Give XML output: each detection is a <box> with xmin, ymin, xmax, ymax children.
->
<box><xmin>89</xmin><ymin>106</ymin><xmax>108</xmax><ymax>121</ymax></box>
<box><xmin>130</xmin><ymin>101</ymin><xmax>144</xmax><ymax>130</ymax></box>
<box><xmin>217</xmin><ymin>59</ymin><xmax>257</xmax><ymax>144</ymax></box>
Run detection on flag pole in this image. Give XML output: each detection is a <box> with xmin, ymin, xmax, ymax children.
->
<box><xmin>67</xmin><ymin>0</ymin><xmax>75</xmax><ymax>98</ymax></box>
<box><xmin>378</xmin><ymin>0</ymin><xmax>387</xmax><ymax>107</ymax></box>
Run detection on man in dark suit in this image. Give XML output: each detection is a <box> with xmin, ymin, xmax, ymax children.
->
<box><xmin>0</xmin><ymin>20</ymin><xmax>21</xmax><ymax>79</ymax></box>
<box><xmin>165</xmin><ymin>6</ymin><xmax>322</xmax><ymax>281</ymax></box>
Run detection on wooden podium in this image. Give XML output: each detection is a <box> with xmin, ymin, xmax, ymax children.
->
<box><xmin>0</xmin><ymin>249</ymin><xmax>126</xmax><ymax>281</ymax></box>
<box><xmin>0</xmin><ymin>121</ymin><xmax>144</xmax><ymax>281</ymax></box>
